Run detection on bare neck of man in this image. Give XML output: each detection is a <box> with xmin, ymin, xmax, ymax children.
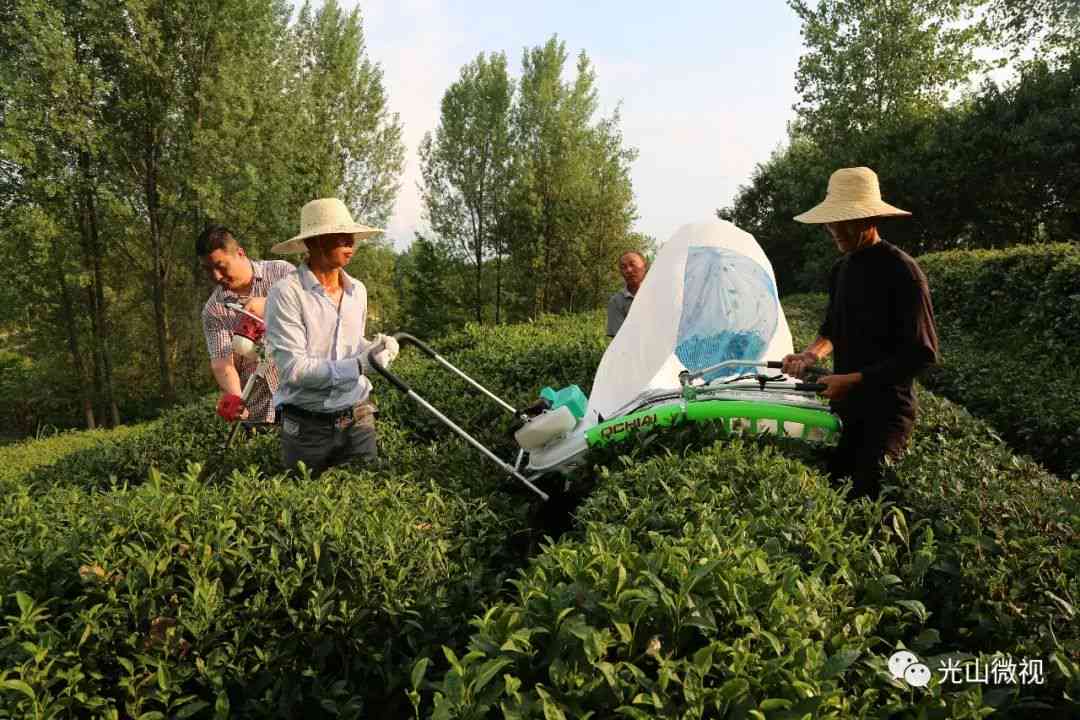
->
<box><xmin>856</xmin><ymin>225</ymin><xmax>881</xmax><ymax>252</ymax></box>
<box><xmin>234</xmin><ymin>259</ymin><xmax>256</xmax><ymax>297</ymax></box>
<box><xmin>307</xmin><ymin>260</ymin><xmax>342</xmax><ymax>295</ymax></box>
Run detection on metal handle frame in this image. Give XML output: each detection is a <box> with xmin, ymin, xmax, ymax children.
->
<box><xmin>368</xmin><ymin>333</ymin><xmax>550</xmax><ymax>501</ymax></box>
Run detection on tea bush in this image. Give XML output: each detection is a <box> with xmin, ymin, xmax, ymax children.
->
<box><xmin>0</xmin><ymin>313</ymin><xmax>611</xmax><ymax>717</ymax></box>
<box><xmin>0</xmin><ymin>454</ymin><xmax>526</xmax><ymax>717</ymax></box>
<box><xmin>5</xmin><ymin>289</ymin><xmax>1079</xmax><ymax>717</ymax></box>
<box><xmin>0</xmin><ymin>425</ymin><xmax>145</xmax><ymax>491</ymax></box>
<box><xmin>418</xmin><ymin>402</ymin><xmax>1079</xmax><ymax>717</ymax></box>
<box><xmin>884</xmin><ymin>390</ymin><xmax>1080</xmax><ymax>707</ymax></box>
<box><xmin>785</xmin><ymin>291</ymin><xmax>1080</xmax><ymax>714</ymax></box>
<box><xmin>917</xmin><ymin>245</ymin><xmax>1080</xmax><ymax>479</ymax></box>
<box><xmin>16</xmin><ymin>311</ymin><xmax>610</xmax><ymax>494</ymax></box>
<box><xmin>417</xmin><ymin>439</ymin><xmax>998</xmax><ymax>718</ymax></box>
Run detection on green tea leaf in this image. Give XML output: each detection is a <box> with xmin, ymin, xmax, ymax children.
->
<box><xmin>412</xmin><ymin>657</ymin><xmax>430</xmax><ymax>691</ymax></box>
<box><xmin>821</xmin><ymin>649</ymin><xmax>860</xmax><ymax>678</ymax></box>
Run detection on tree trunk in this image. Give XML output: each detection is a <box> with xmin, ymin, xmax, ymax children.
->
<box><xmin>146</xmin><ymin>138</ymin><xmax>176</xmax><ymax>402</ymax></box>
<box><xmin>475</xmin><ymin>215</ymin><xmax>484</xmax><ymax>324</ymax></box>
<box><xmin>494</xmin><ymin>247</ymin><xmax>502</xmax><ymax>325</ymax></box>
<box><xmin>54</xmin><ymin>244</ymin><xmax>95</xmax><ymax>430</ymax></box>
<box><xmin>75</xmin><ymin>157</ymin><xmax>120</xmax><ymax>427</ymax></box>
<box><xmin>86</xmin><ymin>185</ymin><xmax>120</xmax><ymax>427</ymax></box>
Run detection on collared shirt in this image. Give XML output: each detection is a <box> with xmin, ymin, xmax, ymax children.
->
<box><xmin>201</xmin><ymin>258</ymin><xmax>295</xmax><ymax>423</ymax></box>
<box><xmin>606</xmin><ymin>286</ymin><xmax>635</xmax><ymax>337</ymax></box>
<box><xmin>265</xmin><ymin>263</ymin><xmax>376</xmax><ymax>413</ymax></box>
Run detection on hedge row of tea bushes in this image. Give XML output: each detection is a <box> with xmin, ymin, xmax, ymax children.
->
<box><xmin>411</xmin><ymin>292</ymin><xmax>1079</xmax><ymax>717</ymax></box>
<box><xmin>0</xmin><ymin>425</ymin><xmax>146</xmax><ymax>490</ymax></box>
<box><xmin>415</xmin><ymin>434</ymin><xmax>988</xmax><ymax>718</ymax></box>
<box><xmin>787</xmin><ymin>290</ymin><xmax>1079</xmax><ymax>710</ymax></box>
<box><xmin>414</xmin><ymin>394</ymin><xmax>1079</xmax><ymax>718</ymax></box>
<box><xmin>917</xmin><ymin>243</ymin><xmax>1080</xmax><ymax>480</ymax></box>
<box><xmin>3</xmin><ymin>286</ymin><xmax>1078</xmax><ymax>717</ymax></box>
<box><xmin>0</xmin><ymin>313</ymin><xmax>609</xmax><ymax>718</ymax></box>
<box><xmin>6</xmin><ymin>312</ymin><xmax>610</xmax><ymax>495</ymax></box>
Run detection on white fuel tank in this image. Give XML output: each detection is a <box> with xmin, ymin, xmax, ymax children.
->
<box><xmin>515</xmin><ymin>405</ymin><xmax>576</xmax><ymax>450</ymax></box>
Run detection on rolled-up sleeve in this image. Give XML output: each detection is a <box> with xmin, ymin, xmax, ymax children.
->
<box><xmin>266</xmin><ymin>283</ymin><xmax>359</xmax><ymax>390</ymax></box>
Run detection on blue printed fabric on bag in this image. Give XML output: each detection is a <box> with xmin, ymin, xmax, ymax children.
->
<box><xmin>675</xmin><ymin>247</ymin><xmax>778</xmax><ymax>381</ymax></box>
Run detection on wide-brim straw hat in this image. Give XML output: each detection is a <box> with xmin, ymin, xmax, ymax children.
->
<box><xmin>272</xmin><ymin>198</ymin><xmax>383</xmax><ymax>254</ymax></box>
<box><xmin>794</xmin><ymin>167</ymin><xmax>911</xmax><ymax>224</ymax></box>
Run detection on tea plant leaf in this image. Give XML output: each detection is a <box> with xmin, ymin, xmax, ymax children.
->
<box><xmin>718</xmin><ymin>678</ymin><xmax>750</xmax><ymax>702</ymax></box>
<box><xmin>536</xmin><ymin>686</ymin><xmax>567</xmax><ymax>720</ymax></box>
<box><xmin>1044</xmin><ymin>591</ymin><xmax>1075</xmax><ymax>618</ymax></box>
<box><xmin>895</xmin><ymin>599</ymin><xmax>929</xmax><ymax>623</ymax></box>
<box><xmin>175</xmin><ymin>701</ymin><xmax>210</xmax><ymax>719</ymax></box>
<box><xmin>412</xmin><ymin>657</ymin><xmax>430</xmax><ymax>691</ymax></box>
<box><xmin>15</xmin><ymin>592</ymin><xmax>33</xmax><ymax>618</ymax></box>
<box><xmin>472</xmin><ymin>658</ymin><xmax>513</xmax><ymax>694</ymax></box>
<box><xmin>820</xmin><ymin>649</ymin><xmax>860</xmax><ymax>678</ymax></box>
<box><xmin>0</xmin><ymin>679</ymin><xmax>35</xmax><ymax>701</ymax></box>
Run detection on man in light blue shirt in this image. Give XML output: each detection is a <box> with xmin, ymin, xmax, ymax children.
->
<box><xmin>265</xmin><ymin>198</ymin><xmax>399</xmax><ymax>477</ymax></box>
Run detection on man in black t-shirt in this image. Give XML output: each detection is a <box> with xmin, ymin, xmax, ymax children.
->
<box><xmin>782</xmin><ymin>167</ymin><xmax>939</xmax><ymax>500</ymax></box>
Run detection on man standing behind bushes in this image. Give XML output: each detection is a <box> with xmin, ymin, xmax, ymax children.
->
<box><xmin>198</xmin><ymin>225</ymin><xmax>295</xmax><ymax>427</ymax></box>
<box><xmin>265</xmin><ymin>198</ymin><xmax>400</xmax><ymax>477</ymax></box>
<box><xmin>782</xmin><ymin>167</ymin><xmax>939</xmax><ymax>501</ymax></box>
<box><xmin>607</xmin><ymin>250</ymin><xmax>648</xmax><ymax>337</ymax></box>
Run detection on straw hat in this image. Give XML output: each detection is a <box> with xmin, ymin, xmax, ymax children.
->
<box><xmin>794</xmin><ymin>167</ymin><xmax>910</xmax><ymax>224</ymax></box>
<box><xmin>272</xmin><ymin>198</ymin><xmax>383</xmax><ymax>254</ymax></box>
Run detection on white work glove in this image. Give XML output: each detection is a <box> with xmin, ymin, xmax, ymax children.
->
<box><xmin>358</xmin><ymin>334</ymin><xmax>399</xmax><ymax>374</ymax></box>
<box><xmin>372</xmin><ymin>333</ymin><xmax>399</xmax><ymax>368</ymax></box>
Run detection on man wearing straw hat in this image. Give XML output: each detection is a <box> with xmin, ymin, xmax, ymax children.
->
<box><xmin>782</xmin><ymin>167</ymin><xmax>938</xmax><ymax>501</ymax></box>
<box><xmin>264</xmin><ymin>198</ymin><xmax>400</xmax><ymax>477</ymax></box>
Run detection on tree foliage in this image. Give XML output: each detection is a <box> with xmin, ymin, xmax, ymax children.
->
<box><xmin>420</xmin><ymin>35</ymin><xmax>643</xmax><ymax>326</ymax></box>
<box><xmin>419</xmin><ymin>52</ymin><xmax>514</xmax><ymax>323</ymax></box>
<box><xmin>788</xmin><ymin>0</ymin><xmax>990</xmax><ymax>146</ymax></box>
<box><xmin>0</xmin><ymin>0</ymin><xmax>404</xmax><ymax>434</ymax></box>
<box><xmin>723</xmin><ymin>1</ymin><xmax>1079</xmax><ymax>295</ymax></box>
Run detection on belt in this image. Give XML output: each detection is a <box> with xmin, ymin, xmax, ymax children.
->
<box><xmin>280</xmin><ymin>404</ymin><xmax>355</xmax><ymax>423</ymax></box>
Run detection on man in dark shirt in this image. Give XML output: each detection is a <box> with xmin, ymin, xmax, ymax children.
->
<box><xmin>782</xmin><ymin>167</ymin><xmax>939</xmax><ymax>500</ymax></box>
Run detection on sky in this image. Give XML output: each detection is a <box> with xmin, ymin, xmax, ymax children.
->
<box><xmin>354</xmin><ymin>1</ymin><xmax>807</xmax><ymax>250</ymax></box>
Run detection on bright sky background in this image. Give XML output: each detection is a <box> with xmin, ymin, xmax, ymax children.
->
<box><xmin>355</xmin><ymin>1</ymin><xmax>807</xmax><ymax>250</ymax></box>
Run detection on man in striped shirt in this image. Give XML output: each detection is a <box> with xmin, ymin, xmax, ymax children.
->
<box><xmin>198</xmin><ymin>225</ymin><xmax>295</xmax><ymax>425</ymax></box>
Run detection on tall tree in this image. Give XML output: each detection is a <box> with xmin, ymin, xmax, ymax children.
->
<box><xmin>788</xmin><ymin>0</ymin><xmax>989</xmax><ymax>146</ymax></box>
<box><xmin>287</xmin><ymin>0</ymin><xmax>405</xmax><ymax>228</ymax></box>
<box><xmin>419</xmin><ymin>51</ymin><xmax>514</xmax><ymax>323</ymax></box>
<box><xmin>988</xmin><ymin>0</ymin><xmax>1080</xmax><ymax>59</ymax></box>
<box><xmin>578</xmin><ymin>112</ymin><xmax>640</xmax><ymax>309</ymax></box>
<box><xmin>1</xmin><ymin>0</ymin><xmax>121</xmax><ymax>426</ymax></box>
<box><xmin>510</xmin><ymin>38</ymin><xmax>599</xmax><ymax>316</ymax></box>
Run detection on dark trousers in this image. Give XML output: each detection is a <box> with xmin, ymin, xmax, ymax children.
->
<box><xmin>828</xmin><ymin>412</ymin><xmax>912</xmax><ymax>500</ymax></box>
<box><xmin>279</xmin><ymin>401</ymin><xmax>378</xmax><ymax>478</ymax></box>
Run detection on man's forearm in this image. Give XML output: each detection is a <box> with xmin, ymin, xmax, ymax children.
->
<box><xmin>210</xmin><ymin>358</ymin><xmax>244</xmax><ymax>396</ymax></box>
